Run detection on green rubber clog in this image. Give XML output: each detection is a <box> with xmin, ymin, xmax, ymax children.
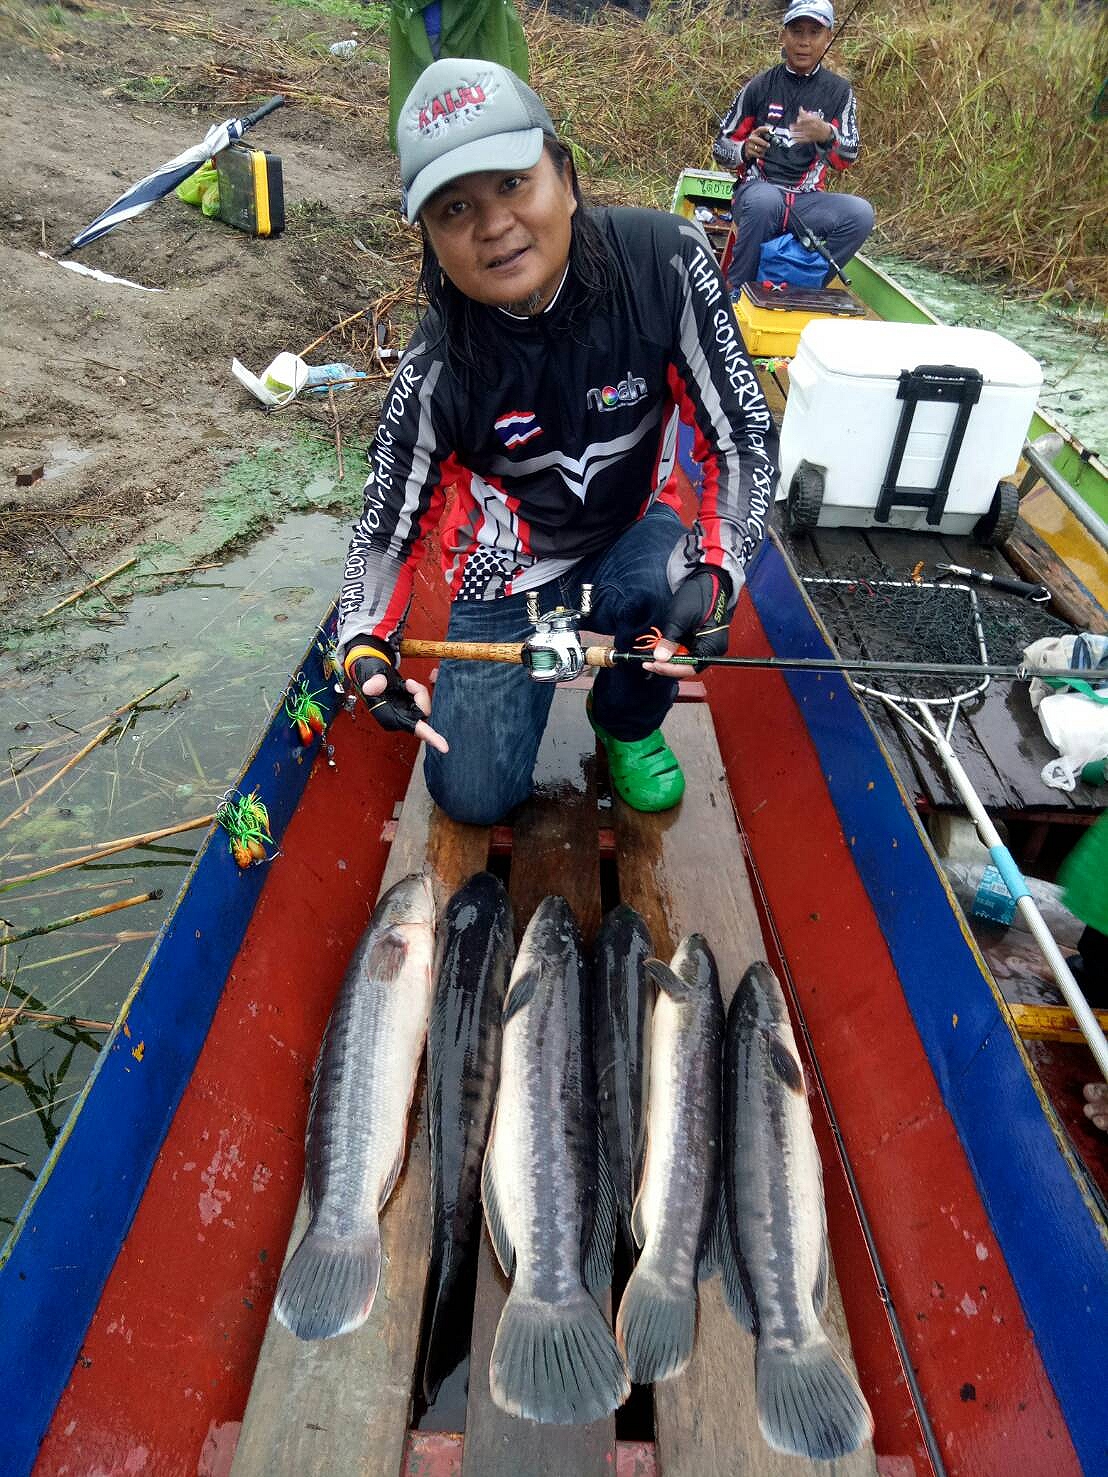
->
<box><xmin>587</xmin><ymin>698</ymin><xmax>685</xmax><ymax>813</ymax></box>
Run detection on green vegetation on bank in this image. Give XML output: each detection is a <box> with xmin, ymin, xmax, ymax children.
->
<box><xmin>524</xmin><ymin>0</ymin><xmax>1106</xmax><ymax>305</ymax></box>
<box><xmin>7</xmin><ymin>0</ymin><xmax>1104</xmax><ymax>302</ymax></box>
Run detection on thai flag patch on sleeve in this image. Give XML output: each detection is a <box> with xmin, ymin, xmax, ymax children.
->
<box><xmin>494</xmin><ymin>410</ymin><xmax>543</xmax><ymax>449</ymax></box>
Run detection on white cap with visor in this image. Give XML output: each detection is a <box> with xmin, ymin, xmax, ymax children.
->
<box><xmin>397</xmin><ymin>58</ymin><xmax>559</xmax><ymax>224</ymax></box>
<box><xmin>782</xmin><ymin>0</ymin><xmax>835</xmax><ymax>26</ymax></box>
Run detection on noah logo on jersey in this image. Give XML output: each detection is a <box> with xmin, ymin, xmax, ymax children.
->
<box><xmin>586</xmin><ymin>370</ymin><xmax>648</xmax><ymax>413</ymax></box>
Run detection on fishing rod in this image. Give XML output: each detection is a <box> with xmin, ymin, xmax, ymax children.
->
<box><xmin>399</xmin><ymin>637</ymin><xmax>1096</xmax><ymax>686</ymax></box>
<box><xmin>822</xmin><ymin>0</ymin><xmax>866</xmax><ymax>62</ymax></box>
<box><xmin>393</xmin><ymin>592</ymin><xmax>1101</xmax><ymax>686</ymax></box>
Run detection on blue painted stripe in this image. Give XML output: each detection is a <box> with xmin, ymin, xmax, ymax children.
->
<box><xmin>0</xmin><ymin>624</ymin><xmax>337</xmax><ymax>1474</ymax></box>
<box><xmin>748</xmin><ymin>538</ymin><xmax>1108</xmax><ymax>1473</ymax></box>
<box><xmin>988</xmin><ymin>844</ymin><xmax>1031</xmax><ymax>902</ymax></box>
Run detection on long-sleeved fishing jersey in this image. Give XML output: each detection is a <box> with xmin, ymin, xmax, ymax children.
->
<box><xmin>712</xmin><ymin>63</ymin><xmax>860</xmax><ymax>192</ymax></box>
<box><xmin>338</xmin><ymin>206</ymin><xmax>778</xmax><ymax>655</ymax></box>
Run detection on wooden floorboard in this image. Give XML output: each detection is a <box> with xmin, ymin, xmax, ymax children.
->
<box><xmin>231</xmin><ymin>761</ymin><xmax>490</xmax><ymax>1477</ymax></box>
<box><xmin>613</xmin><ymin>703</ymin><xmax>876</xmax><ymax>1477</ymax></box>
<box><xmin>461</xmin><ymin>692</ymin><xmax>614</xmax><ymax>1477</ymax></box>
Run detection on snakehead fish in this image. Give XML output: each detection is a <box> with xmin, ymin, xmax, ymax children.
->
<box><xmin>720</xmin><ymin>960</ymin><xmax>873</xmax><ymax>1459</ymax></box>
<box><xmin>616</xmin><ymin>933</ymin><xmax>723</xmax><ymax>1383</ymax></box>
<box><xmin>593</xmin><ymin>904</ymin><xmax>653</xmax><ymax>1249</ymax></box>
<box><xmin>273</xmin><ymin>872</ymin><xmax>436</xmax><ymax>1341</ymax></box>
<box><xmin>421</xmin><ymin>871</ymin><xmax>514</xmax><ymax>1404</ymax></box>
<box><xmin>482</xmin><ymin>895</ymin><xmax>627</xmax><ymax>1424</ymax></box>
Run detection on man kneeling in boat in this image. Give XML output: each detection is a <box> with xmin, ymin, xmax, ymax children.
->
<box><xmin>713</xmin><ymin>0</ymin><xmax>874</xmax><ymax>294</ymax></box>
<box><xmin>337</xmin><ymin>58</ymin><xmax>777</xmax><ymax>824</ymax></box>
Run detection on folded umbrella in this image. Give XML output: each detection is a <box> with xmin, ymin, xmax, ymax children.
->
<box><xmin>61</xmin><ymin>95</ymin><xmax>284</xmax><ymax>256</ymax></box>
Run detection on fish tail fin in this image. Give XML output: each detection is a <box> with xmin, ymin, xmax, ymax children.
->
<box><xmin>273</xmin><ymin>1219</ymin><xmax>382</xmax><ymax>1341</ymax></box>
<box><xmin>756</xmin><ymin>1334</ymin><xmax>873</xmax><ymax>1460</ymax></box>
<box><xmin>490</xmin><ymin>1287</ymin><xmax>629</xmax><ymax>1425</ymax></box>
<box><xmin>616</xmin><ymin>1262</ymin><xmax>697</xmax><ymax>1384</ymax></box>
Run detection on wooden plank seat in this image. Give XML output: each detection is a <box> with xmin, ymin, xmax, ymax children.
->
<box><xmin>233</xmin><ymin>692</ymin><xmax>875</xmax><ymax>1477</ymax></box>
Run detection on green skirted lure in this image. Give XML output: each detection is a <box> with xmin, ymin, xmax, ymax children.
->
<box><xmin>215</xmin><ymin>788</ymin><xmax>273</xmax><ymax>869</ymax></box>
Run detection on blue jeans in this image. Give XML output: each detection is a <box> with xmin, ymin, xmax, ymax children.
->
<box><xmin>424</xmin><ymin>505</ymin><xmax>683</xmax><ymax>824</ymax></box>
<box><xmin>727</xmin><ymin>180</ymin><xmax>875</xmax><ymax>291</ymax></box>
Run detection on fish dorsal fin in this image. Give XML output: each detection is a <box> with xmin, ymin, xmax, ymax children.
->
<box><xmin>644</xmin><ymin>958</ymin><xmax>693</xmax><ymax>1003</ymax></box>
<box><xmin>366</xmin><ymin>928</ymin><xmax>408</xmax><ymax>983</ymax></box>
<box><xmin>813</xmin><ymin>1226</ymin><xmax>830</xmax><ymax>1317</ymax></box>
<box><xmin>766</xmin><ymin>1031</ymin><xmax>805</xmax><ymax>1094</ymax></box>
<box><xmin>583</xmin><ymin>1126</ymin><xmax>616</xmax><ymax>1295</ymax></box>
<box><xmin>481</xmin><ymin>1116</ymin><xmax>515</xmax><ymax>1277</ymax></box>
<box><xmin>630</xmin><ymin>1186</ymin><xmax>647</xmax><ymax>1249</ymax></box>
<box><xmin>379</xmin><ymin>1136</ymin><xmax>408</xmax><ymax>1208</ymax></box>
<box><xmin>502</xmin><ymin>964</ymin><xmax>541</xmax><ymax>1027</ymax></box>
<box><xmin>697</xmin><ymin>1185</ymin><xmax>720</xmax><ymax>1282</ymax></box>
<box><xmin>716</xmin><ymin>1190</ymin><xmax>756</xmax><ymax>1333</ymax></box>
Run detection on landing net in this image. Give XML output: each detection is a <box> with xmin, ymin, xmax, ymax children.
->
<box><xmin>801</xmin><ymin>563</ymin><xmax>1074</xmax><ymax>711</ymax></box>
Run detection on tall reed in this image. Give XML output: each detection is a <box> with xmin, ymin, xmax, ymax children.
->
<box><xmin>525</xmin><ymin>0</ymin><xmax>1108</xmax><ymax>302</ymax></box>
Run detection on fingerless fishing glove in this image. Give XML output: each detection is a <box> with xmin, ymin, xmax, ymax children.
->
<box><xmin>659</xmin><ymin>565</ymin><xmax>734</xmax><ymax>672</ymax></box>
<box><xmin>344</xmin><ymin>638</ymin><xmax>422</xmax><ymax>735</ymax></box>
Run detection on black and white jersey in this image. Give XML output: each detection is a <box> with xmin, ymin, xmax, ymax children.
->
<box><xmin>338</xmin><ymin>207</ymin><xmax>777</xmax><ymax>655</ymax></box>
<box><xmin>713</xmin><ymin>63</ymin><xmax>860</xmax><ymax>192</ymax></box>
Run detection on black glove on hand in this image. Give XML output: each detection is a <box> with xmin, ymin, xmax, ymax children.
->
<box><xmin>345</xmin><ymin>638</ymin><xmax>422</xmax><ymax>736</ymax></box>
<box><xmin>659</xmin><ymin>566</ymin><xmax>734</xmax><ymax>672</ymax></box>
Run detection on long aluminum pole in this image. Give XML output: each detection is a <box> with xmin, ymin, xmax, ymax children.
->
<box><xmin>918</xmin><ymin>704</ymin><xmax>1108</xmax><ymax>1082</ymax></box>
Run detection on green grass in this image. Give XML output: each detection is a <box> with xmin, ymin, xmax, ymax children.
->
<box><xmin>271</xmin><ymin>0</ymin><xmax>389</xmax><ymax>29</ymax></box>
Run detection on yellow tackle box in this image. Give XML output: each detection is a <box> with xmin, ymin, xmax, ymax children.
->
<box><xmin>215</xmin><ymin>143</ymin><xmax>285</xmax><ymax>238</ymax></box>
<box><xmin>734</xmin><ymin>282</ymin><xmax>863</xmax><ymax>359</ymax></box>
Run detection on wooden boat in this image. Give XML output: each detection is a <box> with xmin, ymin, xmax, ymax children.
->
<box><xmin>672</xmin><ymin>168</ymin><xmax>1108</xmax><ymax>618</ymax></box>
<box><xmin>3</xmin><ymin>181</ymin><xmax>1108</xmax><ymax>1477</ymax></box>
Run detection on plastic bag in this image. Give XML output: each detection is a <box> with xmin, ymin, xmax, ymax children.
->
<box><xmin>756</xmin><ymin>233</ymin><xmax>826</xmax><ymax>288</ymax></box>
<box><xmin>1023</xmin><ymin>633</ymin><xmax>1108</xmax><ymax>791</ymax></box>
<box><xmin>176</xmin><ymin>160</ymin><xmax>221</xmax><ymax>218</ymax></box>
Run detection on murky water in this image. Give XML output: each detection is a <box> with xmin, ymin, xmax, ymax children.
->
<box><xmin>0</xmin><ymin>509</ymin><xmax>352</xmax><ymax>1229</ymax></box>
<box><xmin>872</xmin><ymin>254</ymin><xmax>1107</xmax><ymax>457</ymax></box>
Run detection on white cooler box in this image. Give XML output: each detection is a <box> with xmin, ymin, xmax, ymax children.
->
<box><xmin>777</xmin><ymin>321</ymin><xmax>1042</xmax><ymax>542</ymax></box>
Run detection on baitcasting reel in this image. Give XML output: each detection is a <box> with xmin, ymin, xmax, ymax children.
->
<box><xmin>521</xmin><ymin>585</ymin><xmax>590</xmax><ymax>682</ymax></box>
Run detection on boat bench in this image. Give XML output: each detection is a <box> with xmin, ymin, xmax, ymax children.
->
<box><xmin>230</xmin><ymin>692</ymin><xmax>876</xmax><ymax>1477</ymax></box>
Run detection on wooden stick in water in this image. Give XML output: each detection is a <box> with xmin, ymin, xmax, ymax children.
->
<box><xmin>0</xmin><ymin>889</ymin><xmax>163</xmax><ymax>945</ymax></box>
<box><xmin>0</xmin><ymin>721</ymin><xmax>117</xmax><ymax>834</ymax></box>
<box><xmin>0</xmin><ymin>813</ymin><xmax>214</xmax><ymax>893</ymax></box>
<box><xmin>40</xmin><ymin>557</ymin><xmax>138</xmax><ymax>618</ymax></box>
<box><xmin>110</xmin><ymin>673</ymin><xmax>180</xmax><ymax>717</ymax></box>
<box><xmin>0</xmin><ymin>1007</ymin><xmax>113</xmax><ymax>1034</ymax></box>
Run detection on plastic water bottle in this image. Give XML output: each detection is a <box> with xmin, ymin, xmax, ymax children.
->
<box><xmin>304</xmin><ymin>362</ymin><xmax>367</xmax><ymax>394</ymax></box>
<box><xmin>941</xmin><ymin>859</ymin><xmax>1083</xmax><ymax>946</ymax></box>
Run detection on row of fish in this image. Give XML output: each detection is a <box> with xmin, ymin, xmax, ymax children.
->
<box><xmin>272</xmin><ymin>870</ymin><xmax>872</xmax><ymax>1459</ymax></box>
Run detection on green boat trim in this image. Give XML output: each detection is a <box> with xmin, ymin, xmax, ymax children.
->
<box><xmin>671</xmin><ymin>169</ymin><xmax>1108</xmax><ymax>526</ymax></box>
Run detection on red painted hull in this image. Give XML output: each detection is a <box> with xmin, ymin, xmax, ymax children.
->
<box><xmin>33</xmin><ymin>514</ymin><xmax>1084</xmax><ymax>1477</ymax></box>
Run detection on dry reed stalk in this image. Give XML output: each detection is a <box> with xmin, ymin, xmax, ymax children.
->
<box><xmin>0</xmin><ymin>889</ymin><xmax>164</xmax><ymax>945</ymax></box>
<box><xmin>40</xmin><ymin>557</ymin><xmax>137</xmax><ymax>619</ymax></box>
<box><xmin>0</xmin><ymin>814</ymin><xmax>215</xmax><ymax>893</ymax></box>
<box><xmin>0</xmin><ymin>1007</ymin><xmax>113</xmax><ymax>1034</ymax></box>
<box><xmin>0</xmin><ymin>722</ymin><xmax>117</xmax><ymax>834</ymax></box>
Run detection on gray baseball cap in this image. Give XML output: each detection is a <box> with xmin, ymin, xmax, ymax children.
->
<box><xmin>397</xmin><ymin>59</ymin><xmax>559</xmax><ymax>224</ymax></box>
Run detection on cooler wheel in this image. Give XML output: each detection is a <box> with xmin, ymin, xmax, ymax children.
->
<box><xmin>786</xmin><ymin>460</ymin><xmax>825</xmax><ymax>535</ymax></box>
<box><xmin>973</xmin><ymin>480</ymin><xmax>1019</xmax><ymax>547</ymax></box>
